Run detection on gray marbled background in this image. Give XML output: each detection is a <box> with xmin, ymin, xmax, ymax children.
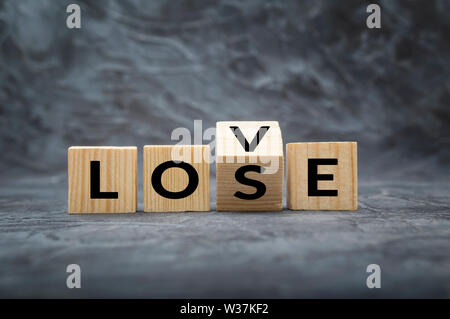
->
<box><xmin>0</xmin><ymin>0</ymin><xmax>449</xmax><ymax>298</ymax></box>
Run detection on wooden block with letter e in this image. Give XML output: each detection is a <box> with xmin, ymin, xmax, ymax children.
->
<box><xmin>68</xmin><ymin>146</ymin><xmax>137</xmax><ymax>213</ymax></box>
<box><xmin>286</xmin><ymin>142</ymin><xmax>357</xmax><ymax>210</ymax></box>
<box><xmin>143</xmin><ymin>145</ymin><xmax>210</xmax><ymax>212</ymax></box>
<box><xmin>216</xmin><ymin>121</ymin><xmax>283</xmax><ymax>211</ymax></box>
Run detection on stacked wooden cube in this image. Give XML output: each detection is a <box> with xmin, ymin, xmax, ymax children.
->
<box><xmin>216</xmin><ymin>121</ymin><xmax>283</xmax><ymax>211</ymax></box>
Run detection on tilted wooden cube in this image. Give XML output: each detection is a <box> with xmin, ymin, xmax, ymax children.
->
<box><xmin>68</xmin><ymin>146</ymin><xmax>137</xmax><ymax>213</ymax></box>
<box><xmin>286</xmin><ymin>142</ymin><xmax>357</xmax><ymax>210</ymax></box>
<box><xmin>143</xmin><ymin>145</ymin><xmax>210</xmax><ymax>212</ymax></box>
<box><xmin>216</xmin><ymin>121</ymin><xmax>283</xmax><ymax>211</ymax></box>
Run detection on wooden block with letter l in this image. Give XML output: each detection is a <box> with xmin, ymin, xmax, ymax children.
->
<box><xmin>68</xmin><ymin>146</ymin><xmax>137</xmax><ymax>213</ymax></box>
<box><xmin>286</xmin><ymin>142</ymin><xmax>357</xmax><ymax>210</ymax></box>
<box><xmin>216</xmin><ymin>121</ymin><xmax>283</xmax><ymax>211</ymax></box>
<box><xmin>143</xmin><ymin>145</ymin><xmax>210</xmax><ymax>212</ymax></box>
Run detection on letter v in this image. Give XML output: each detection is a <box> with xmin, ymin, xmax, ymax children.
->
<box><xmin>229</xmin><ymin>126</ymin><xmax>270</xmax><ymax>152</ymax></box>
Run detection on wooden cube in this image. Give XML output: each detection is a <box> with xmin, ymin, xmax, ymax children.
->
<box><xmin>143</xmin><ymin>145</ymin><xmax>210</xmax><ymax>212</ymax></box>
<box><xmin>68</xmin><ymin>146</ymin><xmax>137</xmax><ymax>213</ymax></box>
<box><xmin>216</xmin><ymin>121</ymin><xmax>283</xmax><ymax>211</ymax></box>
<box><xmin>286</xmin><ymin>142</ymin><xmax>357</xmax><ymax>210</ymax></box>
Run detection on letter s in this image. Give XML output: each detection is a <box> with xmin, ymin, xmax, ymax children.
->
<box><xmin>234</xmin><ymin>165</ymin><xmax>266</xmax><ymax>200</ymax></box>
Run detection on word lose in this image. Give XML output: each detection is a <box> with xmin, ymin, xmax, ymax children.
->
<box><xmin>68</xmin><ymin>121</ymin><xmax>357</xmax><ymax>213</ymax></box>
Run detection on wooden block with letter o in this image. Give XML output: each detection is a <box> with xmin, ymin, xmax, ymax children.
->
<box><xmin>68</xmin><ymin>146</ymin><xmax>137</xmax><ymax>213</ymax></box>
<box><xmin>286</xmin><ymin>142</ymin><xmax>357</xmax><ymax>210</ymax></box>
<box><xmin>216</xmin><ymin>121</ymin><xmax>283</xmax><ymax>211</ymax></box>
<box><xmin>143</xmin><ymin>145</ymin><xmax>210</xmax><ymax>212</ymax></box>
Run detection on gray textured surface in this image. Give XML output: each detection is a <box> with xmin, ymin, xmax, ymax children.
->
<box><xmin>0</xmin><ymin>176</ymin><xmax>449</xmax><ymax>298</ymax></box>
<box><xmin>0</xmin><ymin>0</ymin><xmax>450</xmax><ymax>298</ymax></box>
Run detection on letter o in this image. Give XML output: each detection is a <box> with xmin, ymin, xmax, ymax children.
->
<box><xmin>151</xmin><ymin>161</ymin><xmax>199</xmax><ymax>199</ymax></box>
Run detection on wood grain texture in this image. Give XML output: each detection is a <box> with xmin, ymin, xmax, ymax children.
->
<box><xmin>68</xmin><ymin>146</ymin><xmax>137</xmax><ymax>213</ymax></box>
<box><xmin>143</xmin><ymin>145</ymin><xmax>210</xmax><ymax>212</ymax></box>
<box><xmin>286</xmin><ymin>142</ymin><xmax>357</xmax><ymax>210</ymax></box>
<box><xmin>216</xmin><ymin>121</ymin><xmax>283</xmax><ymax>211</ymax></box>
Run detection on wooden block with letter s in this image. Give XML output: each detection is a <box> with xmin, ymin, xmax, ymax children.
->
<box><xmin>286</xmin><ymin>142</ymin><xmax>357</xmax><ymax>210</ymax></box>
<box><xmin>68</xmin><ymin>146</ymin><xmax>137</xmax><ymax>213</ymax></box>
<box><xmin>216</xmin><ymin>121</ymin><xmax>284</xmax><ymax>211</ymax></box>
<box><xmin>143</xmin><ymin>145</ymin><xmax>210</xmax><ymax>212</ymax></box>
